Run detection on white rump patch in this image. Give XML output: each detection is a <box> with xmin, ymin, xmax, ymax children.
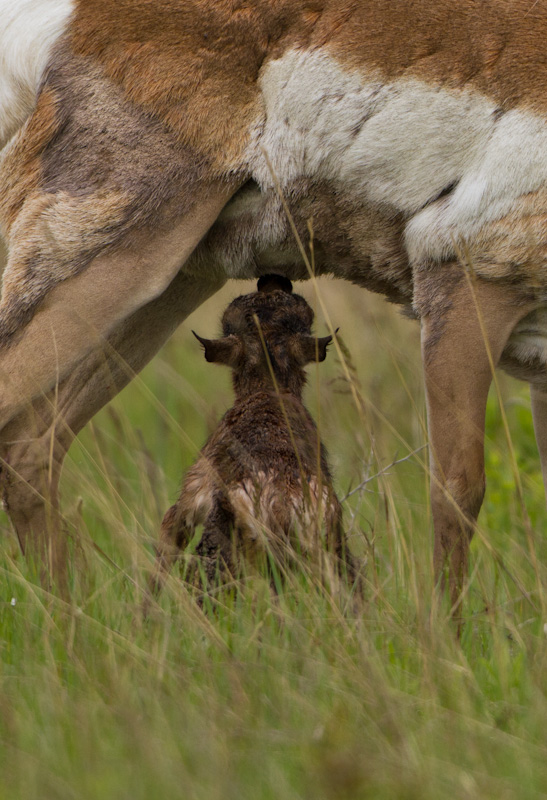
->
<box><xmin>0</xmin><ymin>0</ymin><xmax>74</xmax><ymax>149</ymax></box>
<box><xmin>406</xmin><ymin>109</ymin><xmax>547</xmax><ymax>263</ymax></box>
<box><xmin>248</xmin><ymin>47</ymin><xmax>547</xmax><ymax>265</ymax></box>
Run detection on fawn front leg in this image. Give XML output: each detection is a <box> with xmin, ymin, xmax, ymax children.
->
<box><xmin>146</xmin><ymin>502</ymin><xmax>196</xmax><ymax>606</ymax></box>
<box><xmin>326</xmin><ymin>496</ymin><xmax>361</xmax><ymax>592</ymax></box>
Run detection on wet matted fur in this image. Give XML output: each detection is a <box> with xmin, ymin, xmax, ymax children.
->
<box><xmin>149</xmin><ymin>277</ymin><xmax>359</xmax><ymax>598</ymax></box>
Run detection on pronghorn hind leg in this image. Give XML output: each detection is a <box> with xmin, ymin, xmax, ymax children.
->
<box><xmin>0</xmin><ymin>265</ymin><xmax>226</xmax><ymax>590</ymax></box>
<box><xmin>530</xmin><ymin>384</ymin><xmax>547</xmax><ymax>505</ymax></box>
<box><xmin>1</xmin><ymin>407</ymin><xmax>67</xmax><ymax>590</ymax></box>
<box><xmin>0</xmin><ymin>185</ymin><xmax>235</xmax><ymax>426</ymax></box>
<box><xmin>415</xmin><ymin>265</ymin><xmax>536</xmax><ymax>618</ymax></box>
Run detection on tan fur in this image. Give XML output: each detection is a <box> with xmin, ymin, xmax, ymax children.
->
<box><xmin>1</xmin><ymin>0</ymin><xmax>547</xmax><ymax>610</ymax></box>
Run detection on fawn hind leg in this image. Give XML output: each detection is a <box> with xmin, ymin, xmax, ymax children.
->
<box><xmin>147</xmin><ymin>492</ymin><xmax>236</xmax><ymax>610</ymax></box>
<box><xmin>196</xmin><ymin>496</ymin><xmax>237</xmax><ymax>591</ymax></box>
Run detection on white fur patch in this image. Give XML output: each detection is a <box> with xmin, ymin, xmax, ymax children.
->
<box><xmin>406</xmin><ymin>110</ymin><xmax>547</xmax><ymax>264</ymax></box>
<box><xmin>0</xmin><ymin>0</ymin><xmax>74</xmax><ymax>149</ymax></box>
<box><xmin>248</xmin><ymin>47</ymin><xmax>547</xmax><ymax>266</ymax></box>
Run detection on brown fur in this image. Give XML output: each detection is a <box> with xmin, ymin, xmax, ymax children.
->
<box><xmin>4</xmin><ymin>0</ymin><xmax>547</xmax><ymax>336</ymax></box>
<box><xmin>149</xmin><ymin>279</ymin><xmax>358</xmax><ymax>596</ymax></box>
<box><xmin>2</xmin><ymin>0</ymin><xmax>547</xmax><ymax>612</ymax></box>
<box><xmin>325</xmin><ymin>0</ymin><xmax>547</xmax><ymax>113</ymax></box>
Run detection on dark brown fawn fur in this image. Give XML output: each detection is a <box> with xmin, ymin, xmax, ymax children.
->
<box><xmin>149</xmin><ymin>275</ymin><xmax>358</xmax><ymax>597</ymax></box>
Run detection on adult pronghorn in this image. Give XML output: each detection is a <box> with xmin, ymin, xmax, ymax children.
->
<box><xmin>1</xmin><ymin>0</ymin><xmax>546</xmax><ymax>606</ymax></box>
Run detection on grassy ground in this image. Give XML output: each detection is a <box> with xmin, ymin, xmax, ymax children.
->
<box><xmin>1</xmin><ymin>279</ymin><xmax>546</xmax><ymax>799</ymax></box>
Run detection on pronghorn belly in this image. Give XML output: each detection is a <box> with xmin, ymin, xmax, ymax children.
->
<box><xmin>189</xmin><ymin>178</ymin><xmax>412</xmax><ymax>305</ymax></box>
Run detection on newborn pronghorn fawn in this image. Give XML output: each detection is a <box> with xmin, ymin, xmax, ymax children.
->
<box><xmin>149</xmin><ymin>275</ymin><xmax>358</xmax><ymax>600</ymax></box>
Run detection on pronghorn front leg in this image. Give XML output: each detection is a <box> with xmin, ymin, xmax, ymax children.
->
<box><xmin>415</xmin><ymin>266</ymin><xmax>536</xmax><ymax>615</ymax></box>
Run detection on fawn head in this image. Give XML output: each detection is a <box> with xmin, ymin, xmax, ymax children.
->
<box><xmin>193</xmin><ymin>275</ymin><xmax>335</xmax><ymax>397</ymax></box>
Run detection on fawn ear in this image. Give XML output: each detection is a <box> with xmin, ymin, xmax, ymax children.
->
<box><xmin>192</xmin><ymin>332</ymin><xmax>241</xmax><ymax>366</ymax></box>
<box><xmin>291</xmin><ymin>332</ymin><xmax>336</xmax><ymax>364</ymax></box>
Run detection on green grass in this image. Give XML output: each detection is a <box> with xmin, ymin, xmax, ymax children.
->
<box><xmin>1</xmin><ymin>280</ymin><xmax>546</xmax><ymax>799</ymax></box>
